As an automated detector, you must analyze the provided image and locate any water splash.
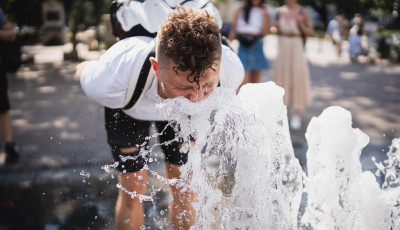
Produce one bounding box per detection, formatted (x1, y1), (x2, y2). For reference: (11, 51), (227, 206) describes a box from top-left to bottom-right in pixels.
(98, 82), (400, 229)
(158, 82), (303, 229)
(301, 106), (397, 230)
(376, 138), (400, 189)
(80, 170), (90, 178)
(374, 138), (400, 229)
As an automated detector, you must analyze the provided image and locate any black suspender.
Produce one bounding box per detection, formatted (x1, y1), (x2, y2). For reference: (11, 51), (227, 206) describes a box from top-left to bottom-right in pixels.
(122, 49), (155, 110)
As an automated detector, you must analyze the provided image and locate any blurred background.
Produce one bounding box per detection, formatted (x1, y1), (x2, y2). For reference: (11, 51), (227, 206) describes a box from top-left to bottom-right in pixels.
(1, 0), (399, 62)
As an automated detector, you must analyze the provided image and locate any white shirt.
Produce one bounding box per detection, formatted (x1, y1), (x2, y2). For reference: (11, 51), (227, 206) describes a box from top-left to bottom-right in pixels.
(236, 7), (265, 35)
(81, 36), (244, 121)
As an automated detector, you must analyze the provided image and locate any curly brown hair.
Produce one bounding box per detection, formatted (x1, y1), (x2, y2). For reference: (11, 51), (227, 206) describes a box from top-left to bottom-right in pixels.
(156, 6), (222, 87)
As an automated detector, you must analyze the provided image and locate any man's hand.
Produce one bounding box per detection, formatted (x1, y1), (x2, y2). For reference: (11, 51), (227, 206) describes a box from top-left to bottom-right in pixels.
(74, 61), (90, 81)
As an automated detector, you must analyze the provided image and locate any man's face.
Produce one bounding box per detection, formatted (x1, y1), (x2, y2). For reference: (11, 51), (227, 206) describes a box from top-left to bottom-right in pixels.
(151, 58), (220, 103)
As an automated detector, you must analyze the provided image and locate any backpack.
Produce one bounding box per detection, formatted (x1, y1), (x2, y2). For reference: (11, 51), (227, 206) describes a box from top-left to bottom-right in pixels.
(110, 0), (222, 40)
(109, 0), (225, 110)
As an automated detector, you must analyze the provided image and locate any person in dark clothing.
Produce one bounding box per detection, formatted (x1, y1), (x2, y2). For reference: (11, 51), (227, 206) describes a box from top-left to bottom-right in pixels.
(0, 8), (19, 164)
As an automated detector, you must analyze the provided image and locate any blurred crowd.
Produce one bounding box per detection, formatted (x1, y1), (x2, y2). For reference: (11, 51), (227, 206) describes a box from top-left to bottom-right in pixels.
(327, 12), (370, 62)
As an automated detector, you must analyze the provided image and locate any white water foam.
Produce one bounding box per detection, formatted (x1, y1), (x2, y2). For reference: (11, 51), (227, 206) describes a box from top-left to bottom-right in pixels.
(158, 82), (303, 229)
(301, 106), (394, 230)
(102, 82), (400, 229)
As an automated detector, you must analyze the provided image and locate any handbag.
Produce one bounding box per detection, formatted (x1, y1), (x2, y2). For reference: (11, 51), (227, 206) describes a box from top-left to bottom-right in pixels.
(0, 39), (22, 73)
(237, 34), (258, 47)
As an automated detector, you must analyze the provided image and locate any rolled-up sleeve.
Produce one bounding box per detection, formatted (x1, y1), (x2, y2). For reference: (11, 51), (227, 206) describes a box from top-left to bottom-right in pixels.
(80, 36), (153, 108)
(80, 59), (126, 108)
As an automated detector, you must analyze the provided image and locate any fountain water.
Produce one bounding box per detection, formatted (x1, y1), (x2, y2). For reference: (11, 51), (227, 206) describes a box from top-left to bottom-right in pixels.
(301, 106), (396, 230)
(105, 82), (400, 229)
(158, 82), (303, 229)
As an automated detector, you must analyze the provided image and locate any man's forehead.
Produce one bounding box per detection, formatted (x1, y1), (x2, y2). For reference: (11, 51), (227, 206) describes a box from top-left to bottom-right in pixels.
(165, 57), (221, 69)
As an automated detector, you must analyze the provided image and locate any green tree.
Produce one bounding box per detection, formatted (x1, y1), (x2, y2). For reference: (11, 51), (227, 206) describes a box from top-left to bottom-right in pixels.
(67, 0), (111, 59)
(360, 0), (395, 17)
(1, 0), (111, 28)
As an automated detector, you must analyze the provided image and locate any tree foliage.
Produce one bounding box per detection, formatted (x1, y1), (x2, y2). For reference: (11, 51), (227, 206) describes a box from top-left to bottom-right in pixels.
(1, 0), (111, 28)
(2, 0), (396, 28)
(360, 0), (396, 17)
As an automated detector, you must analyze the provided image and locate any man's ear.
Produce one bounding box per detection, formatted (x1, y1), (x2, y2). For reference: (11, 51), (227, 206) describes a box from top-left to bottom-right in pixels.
(150, 57), (161, 79)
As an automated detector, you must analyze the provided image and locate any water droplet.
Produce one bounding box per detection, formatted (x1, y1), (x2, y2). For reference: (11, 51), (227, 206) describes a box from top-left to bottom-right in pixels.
(80, 170), (90, 178)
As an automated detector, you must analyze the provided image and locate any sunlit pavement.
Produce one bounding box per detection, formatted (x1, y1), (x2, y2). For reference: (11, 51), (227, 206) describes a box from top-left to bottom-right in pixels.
(0, 36), (399, 229)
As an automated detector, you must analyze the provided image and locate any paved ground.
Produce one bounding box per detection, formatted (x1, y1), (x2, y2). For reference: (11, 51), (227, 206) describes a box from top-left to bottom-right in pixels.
(0, 36), (399, 229)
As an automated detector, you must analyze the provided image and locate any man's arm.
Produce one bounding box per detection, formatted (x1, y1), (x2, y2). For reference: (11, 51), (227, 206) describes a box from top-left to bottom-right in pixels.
(76, 37), (154, 109)
(76, 58), (128, 109)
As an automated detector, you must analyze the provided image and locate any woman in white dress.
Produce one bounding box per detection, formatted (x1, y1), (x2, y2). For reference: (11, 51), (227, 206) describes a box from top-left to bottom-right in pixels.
(273, 0), (314, 130)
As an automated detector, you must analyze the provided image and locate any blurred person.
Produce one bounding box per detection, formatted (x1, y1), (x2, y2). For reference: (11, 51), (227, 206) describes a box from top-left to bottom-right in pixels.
(75, 6), (244, 230)
(349, 13), (363, 37)
(327, 15), (339, 43)
(327, 11), (348, 57)
(273, 0), (314, 130)
(0, 8), (19, 164)
(351, 13), (363, 29)
(228, 0), (269, 86)
(349, 26), (369, 62)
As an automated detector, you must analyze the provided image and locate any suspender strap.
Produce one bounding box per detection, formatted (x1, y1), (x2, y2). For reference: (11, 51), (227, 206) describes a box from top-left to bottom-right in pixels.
(122, 49), (155, 110)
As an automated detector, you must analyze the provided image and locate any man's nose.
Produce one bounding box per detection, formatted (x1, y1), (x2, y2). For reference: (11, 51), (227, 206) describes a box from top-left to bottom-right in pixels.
(189, 86), (207, 102)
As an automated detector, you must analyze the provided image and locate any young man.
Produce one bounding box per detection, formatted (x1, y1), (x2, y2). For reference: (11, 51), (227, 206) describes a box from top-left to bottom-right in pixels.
(75, 7), (244, 230)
